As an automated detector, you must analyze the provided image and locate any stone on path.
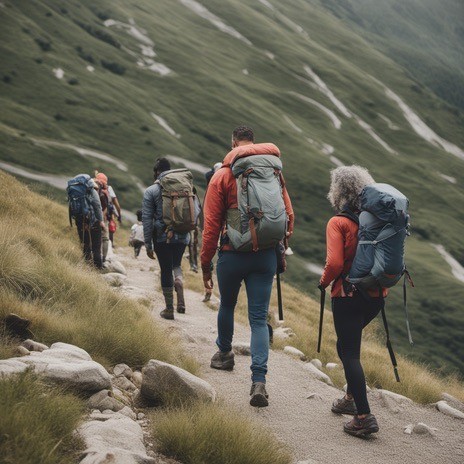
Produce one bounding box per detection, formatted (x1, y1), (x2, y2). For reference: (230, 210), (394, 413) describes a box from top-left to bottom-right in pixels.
(102, 259), (127, 276)
(141, 359), (216, 405)
(413, 422), (437, 436)
(16, 345), (30, 356)
(283, 346), (306, 360)
(113, 363), (133, 378)
(131, 371), (143, 388)
(303, 362), (333, 386)
(326, 362), (339, 370)
(274, 326), (295, 340)
(0, 342), (111, 392)
(112, 375), (137, 392)
(233, 342), (251, 356)
(21, 339), (49, 352)
(78, 412), (155, 463)
(307, 393), (323, 401)
(102, 273), (127, 286)
(374, 389), (412, 414)
(441, 393), (464, 413)
(436, 400), (464, 419)
(87, 390), (124, 412)
(309, 358), (322, 370)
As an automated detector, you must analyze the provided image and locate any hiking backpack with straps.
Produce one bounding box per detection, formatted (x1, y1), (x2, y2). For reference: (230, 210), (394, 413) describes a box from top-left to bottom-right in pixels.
(67, 175), (95, 227)
(156, 168), (197, 237)
(318, 183), (414, 382)
(226, 154), (287, 252)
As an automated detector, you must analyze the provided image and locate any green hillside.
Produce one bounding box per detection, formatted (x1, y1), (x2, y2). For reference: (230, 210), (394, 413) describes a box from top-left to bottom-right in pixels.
(1, 0), (463, 374)
(314, 0), (464, 110)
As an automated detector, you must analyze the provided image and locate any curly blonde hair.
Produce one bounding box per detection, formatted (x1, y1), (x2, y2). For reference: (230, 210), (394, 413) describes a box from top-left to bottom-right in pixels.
(327, 165), (375, 213)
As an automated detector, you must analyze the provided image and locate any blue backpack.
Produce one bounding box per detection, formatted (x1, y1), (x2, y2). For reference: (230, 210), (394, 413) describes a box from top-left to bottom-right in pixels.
(67, 175), (95, 226)
(347, 183), (414, 382)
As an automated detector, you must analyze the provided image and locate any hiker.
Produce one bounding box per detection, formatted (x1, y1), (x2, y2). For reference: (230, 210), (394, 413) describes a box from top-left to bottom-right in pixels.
(67, 174), (105, 269)
(205, 162), (222, 187)
(319, 165), (384, 437)
(94, 172), (122, 255)
(142, 158), (198, 319)
(129, 209), (145, 258)
(201, 125), (294, 407)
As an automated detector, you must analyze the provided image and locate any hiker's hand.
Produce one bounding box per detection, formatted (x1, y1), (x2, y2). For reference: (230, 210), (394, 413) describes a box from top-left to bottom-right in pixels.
(146, 248), (155, 260)
(202, 265), (213, 290)
(100, 221), (106, 231)
(318, 283), (325, 292)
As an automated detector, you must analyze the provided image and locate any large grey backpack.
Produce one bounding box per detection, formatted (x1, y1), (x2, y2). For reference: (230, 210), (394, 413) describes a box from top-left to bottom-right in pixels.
(347, 183), (414, 382)
(226, 154), (287, 252)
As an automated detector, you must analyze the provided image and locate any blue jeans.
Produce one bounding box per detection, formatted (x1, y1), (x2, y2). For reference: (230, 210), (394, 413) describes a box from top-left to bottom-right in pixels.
(216, 249), (276, 383)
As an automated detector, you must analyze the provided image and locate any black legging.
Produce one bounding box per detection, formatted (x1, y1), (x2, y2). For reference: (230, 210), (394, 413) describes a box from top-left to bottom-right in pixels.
(154, 242), (186, 288)
(76, 219), (103, 269)
(332, 293), (384, 415)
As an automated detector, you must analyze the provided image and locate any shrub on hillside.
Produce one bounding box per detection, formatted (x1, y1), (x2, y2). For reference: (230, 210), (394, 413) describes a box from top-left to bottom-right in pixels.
(76, 45), (95, 64)
(34, 38), (51, 52)
(101, 60), (126, 75)
(75, 21), (120, 49)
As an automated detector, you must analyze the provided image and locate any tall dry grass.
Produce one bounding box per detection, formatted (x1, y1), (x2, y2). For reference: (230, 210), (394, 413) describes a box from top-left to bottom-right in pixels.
(186, 257), (464, 404)
(0, 371), (84, 464)
(152, 402), (292, 464)
(0, 171), (196, 372)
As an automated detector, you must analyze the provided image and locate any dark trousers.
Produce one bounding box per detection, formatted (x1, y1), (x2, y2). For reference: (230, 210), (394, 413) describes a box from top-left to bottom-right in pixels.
(216, 249), (276, 383)
(76, 219), (103, 269)
(154, 242), (186, 288)
(332, 293), (383, 415)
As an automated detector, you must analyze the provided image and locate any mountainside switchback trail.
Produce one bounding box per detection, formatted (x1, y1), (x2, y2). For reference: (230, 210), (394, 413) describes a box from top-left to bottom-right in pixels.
(114, 246), (464, 464)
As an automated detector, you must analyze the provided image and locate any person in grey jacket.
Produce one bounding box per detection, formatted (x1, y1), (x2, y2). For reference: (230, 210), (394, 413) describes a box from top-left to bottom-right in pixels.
(74, 174), (105, 269)
(142, 158), (190, 319)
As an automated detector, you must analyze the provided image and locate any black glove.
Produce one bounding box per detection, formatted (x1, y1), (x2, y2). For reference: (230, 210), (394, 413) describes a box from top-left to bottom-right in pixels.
(318, 284), (325, 292)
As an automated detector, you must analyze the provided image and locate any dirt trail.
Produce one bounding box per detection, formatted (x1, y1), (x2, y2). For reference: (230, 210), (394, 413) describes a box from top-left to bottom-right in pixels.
(116, 247), (464, 464)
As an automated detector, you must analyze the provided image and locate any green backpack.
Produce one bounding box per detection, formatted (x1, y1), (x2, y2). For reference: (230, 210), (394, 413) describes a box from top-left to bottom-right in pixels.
(157, 169), (197, 236)
(226, 154), (287, 251)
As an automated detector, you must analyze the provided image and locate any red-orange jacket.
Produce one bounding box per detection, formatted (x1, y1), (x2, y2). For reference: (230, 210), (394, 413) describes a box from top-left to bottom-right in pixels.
(320, 215), (388, 298)
(200, 143), (294, 269)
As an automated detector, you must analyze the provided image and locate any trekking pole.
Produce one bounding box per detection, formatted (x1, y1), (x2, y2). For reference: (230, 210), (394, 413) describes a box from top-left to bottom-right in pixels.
(317, 286), (326, 353)
(276, 273), (284, 321)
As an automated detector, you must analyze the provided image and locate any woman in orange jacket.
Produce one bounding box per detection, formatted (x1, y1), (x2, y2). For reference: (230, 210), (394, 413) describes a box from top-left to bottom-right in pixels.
(320, 165), (385, 437)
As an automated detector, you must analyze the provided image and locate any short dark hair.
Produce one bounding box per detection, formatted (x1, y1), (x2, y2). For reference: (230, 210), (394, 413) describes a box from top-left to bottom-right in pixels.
(153, 157), (171, 175)
(232, 125), (254, 142)
(136, 209), (142, 221)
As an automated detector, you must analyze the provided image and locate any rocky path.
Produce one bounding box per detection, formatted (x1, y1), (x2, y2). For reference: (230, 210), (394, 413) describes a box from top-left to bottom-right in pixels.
(117, 247), (464, 464)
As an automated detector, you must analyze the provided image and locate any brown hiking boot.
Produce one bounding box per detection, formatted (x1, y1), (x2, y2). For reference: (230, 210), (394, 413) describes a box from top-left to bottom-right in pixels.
(331, 397), (358, 415)
(160, 308), (174, 320)
(250, 382), (269, 407)
(210, 350), (235, 371)
(344, 414), (379, 437)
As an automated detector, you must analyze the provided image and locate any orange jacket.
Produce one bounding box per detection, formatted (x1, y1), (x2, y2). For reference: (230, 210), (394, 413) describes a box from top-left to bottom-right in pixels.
(200, 143), (294, 268)
(320, 215), (387, 298)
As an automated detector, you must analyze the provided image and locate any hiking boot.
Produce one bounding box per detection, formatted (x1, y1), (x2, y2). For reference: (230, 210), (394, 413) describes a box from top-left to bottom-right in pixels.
(175, 278), (186, 314)
(343, 414), (379, 437)
(250, 382), (269, 407)
(331, 397), (358, 415)
(160, 308), (174, 320)
(210, 350), (235, 371)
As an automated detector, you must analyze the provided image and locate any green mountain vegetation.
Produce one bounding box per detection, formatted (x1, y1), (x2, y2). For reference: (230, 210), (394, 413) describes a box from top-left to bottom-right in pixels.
(314, 0), (464, 110)
(1, 0), (463, 375)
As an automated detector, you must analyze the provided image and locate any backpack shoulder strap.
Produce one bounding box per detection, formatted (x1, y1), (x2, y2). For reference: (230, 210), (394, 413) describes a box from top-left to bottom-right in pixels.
(336, 209), (359, 225)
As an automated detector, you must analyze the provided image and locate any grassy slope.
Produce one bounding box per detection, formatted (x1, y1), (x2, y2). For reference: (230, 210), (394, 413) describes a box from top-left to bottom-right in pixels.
(0, 0), (463, 374)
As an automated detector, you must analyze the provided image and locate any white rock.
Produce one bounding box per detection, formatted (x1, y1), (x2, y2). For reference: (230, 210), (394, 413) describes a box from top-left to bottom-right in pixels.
(436, 400), (464, 419)
(413, 422), (437, 436)
(112, 375), (137, 392)
(326, 362), (339, 370)
(233, 342), (251, 356)
(88, 390), (124, 412)
(102, 273), (127, 286)
(283, 346), (306, 360)
(2, 342), (111, 391)
(404, 424), (414, 435)
(137, 413), (145, 420)
(131, 371), (143, 388)
(273, 327), (294, 340)
(113, 363), (133, 378)
(309, 358), (322, 370)
(441, 393), (464, 413)
(16, 346), (30, 356)
(303, 362), (333, 386)
(141, 359), (216, 405)
(119, 406), (137, 420)
(0, 359), (29, 376)
(306, 393), (323, 401)
(376, 389), (413, 404)
(103, 260), (127, 275)
(21, 339), (49, 352)
(78, 413), (155, 463)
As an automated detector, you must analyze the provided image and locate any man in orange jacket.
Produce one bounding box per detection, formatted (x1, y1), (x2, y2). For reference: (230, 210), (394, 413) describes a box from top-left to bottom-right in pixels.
(201, 126), (294, 407)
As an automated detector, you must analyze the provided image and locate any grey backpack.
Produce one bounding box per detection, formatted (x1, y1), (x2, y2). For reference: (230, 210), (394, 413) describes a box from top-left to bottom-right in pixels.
(226, 154), (287, 252)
